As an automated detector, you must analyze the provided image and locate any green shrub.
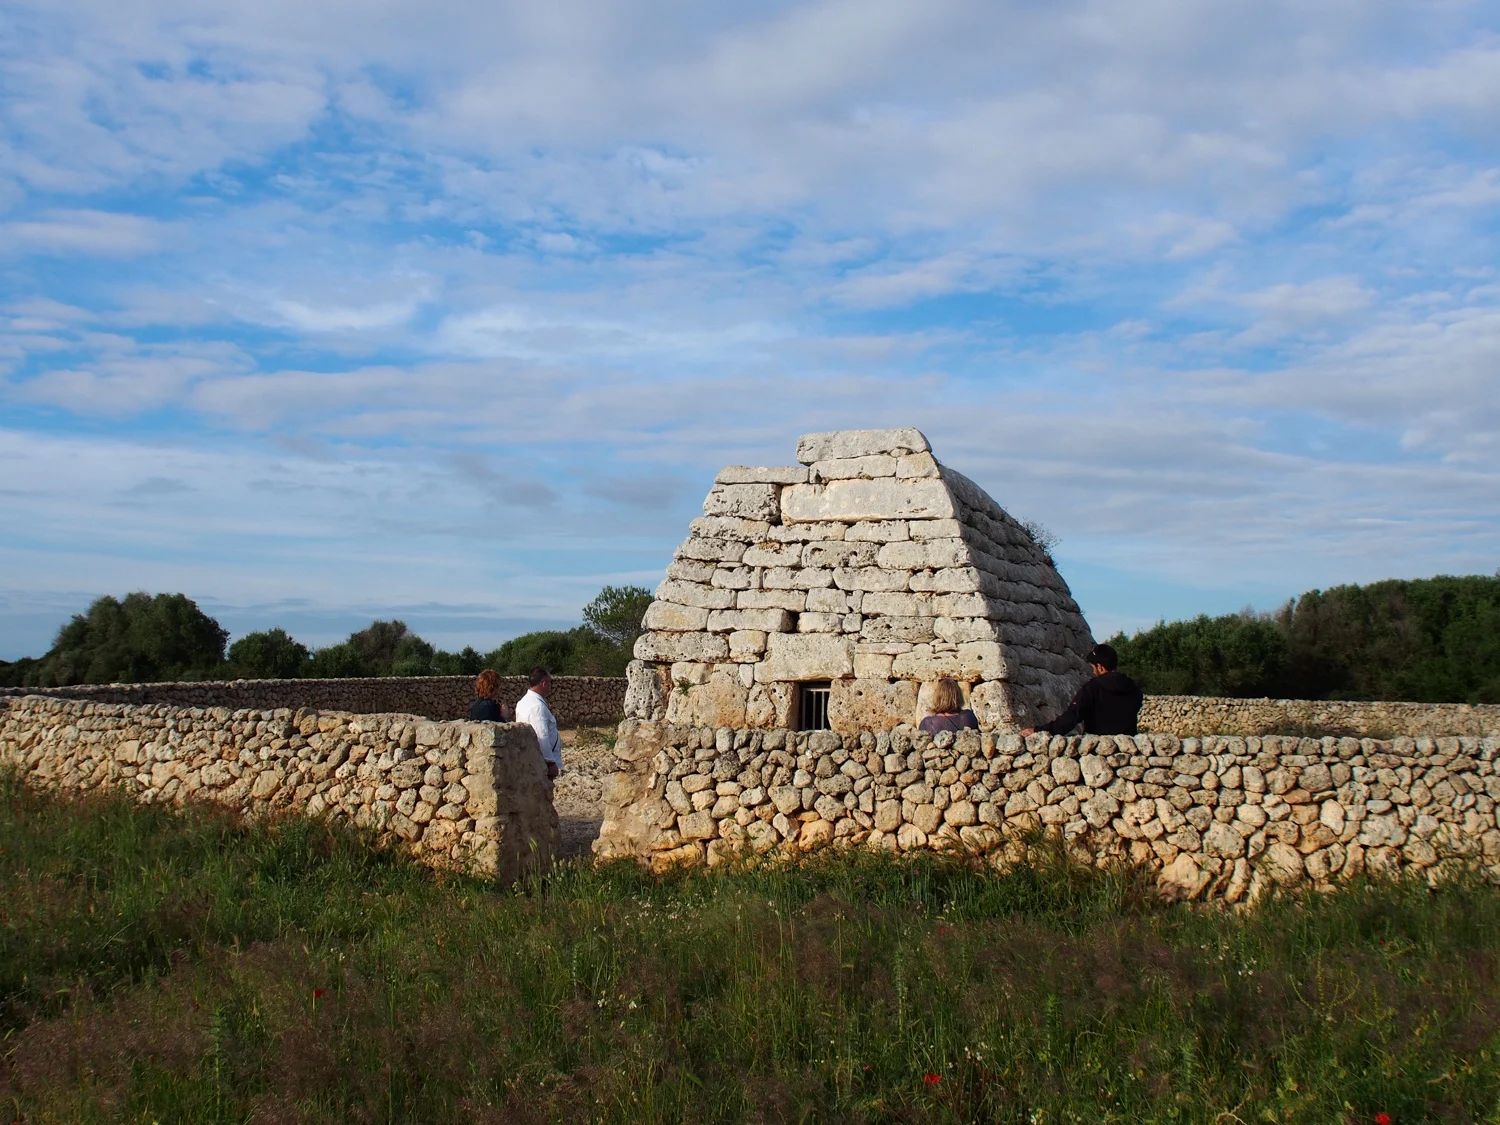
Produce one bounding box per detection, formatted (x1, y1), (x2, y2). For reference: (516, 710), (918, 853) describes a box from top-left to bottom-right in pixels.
(225, 628), (310, 679)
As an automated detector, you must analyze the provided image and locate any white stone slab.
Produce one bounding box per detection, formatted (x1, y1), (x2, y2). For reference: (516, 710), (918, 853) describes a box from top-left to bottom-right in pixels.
(795, 428), (931, 464)
(755, 633), (854, 682)
(781, 478), (955, 523)
(715, 465), (810, 485)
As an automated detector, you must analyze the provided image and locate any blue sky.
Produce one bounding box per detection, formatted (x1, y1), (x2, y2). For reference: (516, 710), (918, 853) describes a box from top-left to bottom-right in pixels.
(2, 0), (1498, 658)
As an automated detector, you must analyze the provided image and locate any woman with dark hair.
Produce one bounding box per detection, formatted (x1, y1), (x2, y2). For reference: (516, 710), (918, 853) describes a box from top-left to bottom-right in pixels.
(918, 678), (978, 734)
(468, 668), (513, 722)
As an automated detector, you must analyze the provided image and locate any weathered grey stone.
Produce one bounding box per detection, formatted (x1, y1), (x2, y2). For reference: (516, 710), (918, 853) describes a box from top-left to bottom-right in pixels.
(796, 428), (931, 463)
(703, 483), (780, 521)
(781, 478), (955, 524)
(643, 602), (710, 632)
(756, 633), (853, 682)
(716, 465), (809, 485)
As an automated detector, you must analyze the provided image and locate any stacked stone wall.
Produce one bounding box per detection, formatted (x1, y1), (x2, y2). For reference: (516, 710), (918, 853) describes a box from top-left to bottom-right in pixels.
(0, 695), (558, 885)
(1141, 695), (1500, 738)
(0, 675), (626, 727)
(597, 719), (1500, 901)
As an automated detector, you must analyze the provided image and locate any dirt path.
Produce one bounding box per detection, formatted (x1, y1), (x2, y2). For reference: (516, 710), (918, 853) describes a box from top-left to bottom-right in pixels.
(553, 725), (616, 858)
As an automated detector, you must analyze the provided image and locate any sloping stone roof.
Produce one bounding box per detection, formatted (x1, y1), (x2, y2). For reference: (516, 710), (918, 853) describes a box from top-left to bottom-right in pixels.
(624, 428), (1095, 732)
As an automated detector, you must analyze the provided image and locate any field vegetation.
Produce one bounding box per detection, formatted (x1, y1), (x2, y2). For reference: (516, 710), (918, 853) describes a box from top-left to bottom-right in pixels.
(2, 776), (1498, 1123)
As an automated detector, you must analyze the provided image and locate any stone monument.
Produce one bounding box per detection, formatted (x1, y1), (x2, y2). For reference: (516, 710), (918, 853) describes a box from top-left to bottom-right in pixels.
(623, 428), (1096, 733)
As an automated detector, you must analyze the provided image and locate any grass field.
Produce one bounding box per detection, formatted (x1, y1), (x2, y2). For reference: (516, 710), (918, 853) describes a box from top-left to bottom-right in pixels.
(2, 775), (1498, 1124)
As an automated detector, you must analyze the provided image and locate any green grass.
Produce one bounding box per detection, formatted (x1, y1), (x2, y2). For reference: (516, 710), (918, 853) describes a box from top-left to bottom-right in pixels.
(2, 776), (1498, 1123)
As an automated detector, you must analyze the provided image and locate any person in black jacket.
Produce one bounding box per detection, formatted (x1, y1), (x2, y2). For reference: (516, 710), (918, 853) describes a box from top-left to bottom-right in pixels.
(468, 669), (513, 722)
(1020, 643), (1143, 737)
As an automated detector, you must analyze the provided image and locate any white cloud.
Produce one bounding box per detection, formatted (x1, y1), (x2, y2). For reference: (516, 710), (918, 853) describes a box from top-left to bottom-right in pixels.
(0, 209), (163, 254)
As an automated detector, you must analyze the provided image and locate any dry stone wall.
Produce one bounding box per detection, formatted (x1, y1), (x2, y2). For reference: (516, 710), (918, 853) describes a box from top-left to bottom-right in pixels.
(0, 695), (559, 885)
(1141, 696), (1500, 738)
(597, 719), (1500, 900)
(627, 427), (1095, 734)
(0, 675), (626, 728)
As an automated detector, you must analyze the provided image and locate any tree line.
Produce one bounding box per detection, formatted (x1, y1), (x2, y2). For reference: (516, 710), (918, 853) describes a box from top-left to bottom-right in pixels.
(4, 574), (1497, 702)
(1107, 574), (1500, 704)
(0, 586), (653, 688)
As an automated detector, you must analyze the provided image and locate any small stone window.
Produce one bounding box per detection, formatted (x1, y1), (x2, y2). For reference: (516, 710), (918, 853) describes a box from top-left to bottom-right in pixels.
(798, 681), (831, 731)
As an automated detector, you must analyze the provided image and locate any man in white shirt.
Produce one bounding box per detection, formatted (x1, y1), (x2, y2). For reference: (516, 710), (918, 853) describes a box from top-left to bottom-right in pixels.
(514, 666), (563, 780)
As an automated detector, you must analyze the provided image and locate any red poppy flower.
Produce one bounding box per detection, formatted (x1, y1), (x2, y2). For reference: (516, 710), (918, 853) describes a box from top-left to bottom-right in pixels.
(923, 1073), (941, 1085)
(313, 988), (325, 999)
(1375, 1115), (1391, 1125)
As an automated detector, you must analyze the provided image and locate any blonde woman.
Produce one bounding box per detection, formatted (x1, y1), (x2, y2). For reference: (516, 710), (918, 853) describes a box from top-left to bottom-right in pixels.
(918, 678), (978, 734)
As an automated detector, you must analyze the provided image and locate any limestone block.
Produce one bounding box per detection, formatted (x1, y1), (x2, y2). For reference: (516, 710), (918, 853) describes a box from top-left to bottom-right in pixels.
(762, 567), (835, 590)
(897, 823), (928, 850)
(729, 631), (768, 661)
(876, 539), (967, 570)
(746, 682), (796, 728)
(756, 633), (854, 682)
(635, 632), (730, 663)
(944, 800), (978, 826)
(909, 568), (988, 594)
(679, 811), (717, 841)
(891, 650), (962, 679)
(716, 465), (809, 485)
(743, 542), (804, 568)
(710, 567), (757, 590)
(643, 602), (710, 632)
(1262, 842), (1305, 885)
(805, 588), (851, 613)
(781, 478), (955, 524)
(1157, 854), (1210, 902)
(796, 428), (930, 464)
(768, 521), (845, 542)
(738, 589), (806, 611)
(846, 520), (910, 542)
(853, 652), (895, 679)
(934, 617), (1002, 643)
(859, 616), (936, 644)
(655, 579), (736, 610)
(798, 818), (835, 850)
(706, 608), (795, 633)
(666, 559), (716, 583)
(665, 675), (748, 729)
(931, 593), (990, 617)
(676, 537), (748, 563)
(909, 519), (966, 540)
(812, 455), (897, 479)
(828, 678), (917, 734)
(955, 642), (1009, 679)
(861, 591), (933, 618)
(803, 541), (879, 569)
(703, 484), (780, 521)
(798, 612), (843, 633)
(690, 516), (772, 541)
(834, 567), (910, 592)
(896, 452), (940, 479)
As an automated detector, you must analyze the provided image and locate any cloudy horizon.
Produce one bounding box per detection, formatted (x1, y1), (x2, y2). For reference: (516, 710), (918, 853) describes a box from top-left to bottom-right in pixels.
(2, 0), (1498, 659)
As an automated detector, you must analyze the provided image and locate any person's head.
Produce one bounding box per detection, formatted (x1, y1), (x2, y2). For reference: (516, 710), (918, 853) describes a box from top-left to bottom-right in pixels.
(529, 666), (552, 695)
(930, 678), (965, 714)
(1086, 643), (1118, 676)
(474, 668), (501, 700)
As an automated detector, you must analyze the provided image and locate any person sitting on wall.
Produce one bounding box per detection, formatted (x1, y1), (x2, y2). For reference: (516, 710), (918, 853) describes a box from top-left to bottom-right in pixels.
(918, 678), (979, 735)
(467, 668), (513, 723)
(1020, 643), (1143, 738)
(515, 665), (564, 780)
